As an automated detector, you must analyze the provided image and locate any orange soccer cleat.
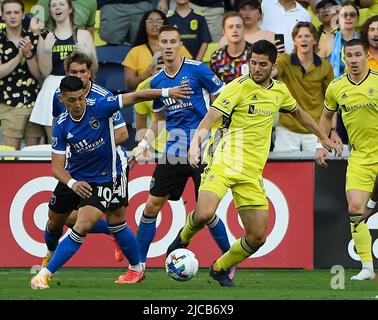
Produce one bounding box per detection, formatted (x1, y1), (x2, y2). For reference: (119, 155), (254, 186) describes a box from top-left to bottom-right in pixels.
(41, 253), (52, 268)
(115, 268), (145, 284)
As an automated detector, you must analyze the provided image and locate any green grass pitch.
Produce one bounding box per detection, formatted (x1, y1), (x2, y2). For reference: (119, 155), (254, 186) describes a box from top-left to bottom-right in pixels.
(0, 268), (377, 300)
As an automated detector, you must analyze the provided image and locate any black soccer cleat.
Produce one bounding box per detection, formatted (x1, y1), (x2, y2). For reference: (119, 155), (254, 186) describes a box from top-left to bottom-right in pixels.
(209, 265), (236, 287)
(166, 228), (187, 257)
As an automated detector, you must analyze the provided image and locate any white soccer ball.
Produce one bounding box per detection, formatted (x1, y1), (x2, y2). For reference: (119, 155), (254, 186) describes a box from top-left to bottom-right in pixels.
(165, 248), (199, 281)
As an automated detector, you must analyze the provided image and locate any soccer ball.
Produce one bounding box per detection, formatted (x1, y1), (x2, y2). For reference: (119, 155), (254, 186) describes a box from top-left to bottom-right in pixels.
(165, 248), (199, 281)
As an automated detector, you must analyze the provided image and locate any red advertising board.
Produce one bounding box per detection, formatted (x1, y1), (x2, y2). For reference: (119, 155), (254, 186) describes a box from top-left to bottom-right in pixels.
(0, 161), (314, 269)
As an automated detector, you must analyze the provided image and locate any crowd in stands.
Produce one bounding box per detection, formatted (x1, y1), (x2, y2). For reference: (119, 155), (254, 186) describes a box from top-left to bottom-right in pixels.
(0, 0), (377, 153)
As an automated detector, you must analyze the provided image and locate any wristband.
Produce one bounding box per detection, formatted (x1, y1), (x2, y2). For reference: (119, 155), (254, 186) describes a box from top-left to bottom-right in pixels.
(67, 178), (77, 189)
(162, 88), (170, 98)
(367, 199), (377, 209)
(138, 139), (148, 151)
(316, 142), (325, 150)
(25, 54), (34, 60)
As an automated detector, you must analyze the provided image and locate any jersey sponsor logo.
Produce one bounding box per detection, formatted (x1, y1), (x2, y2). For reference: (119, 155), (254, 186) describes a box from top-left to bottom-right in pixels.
(113, 111), (122, 121)
(52, 136), (58, 147)
(150, 177), (155, 189)
(248, 104), (255, 114)
(190, 19), (198, 31)
(340, 103), (376, 112)
(89, 118), (100, 130)
(212, 75), (222, 86)
(50, 194), (56, 205)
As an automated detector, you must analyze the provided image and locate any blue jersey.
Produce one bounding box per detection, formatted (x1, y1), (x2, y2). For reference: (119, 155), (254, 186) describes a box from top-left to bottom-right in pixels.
(52, 95), (125, 184)
(167, 10), (212, 58)
(151, 58), (224, 157)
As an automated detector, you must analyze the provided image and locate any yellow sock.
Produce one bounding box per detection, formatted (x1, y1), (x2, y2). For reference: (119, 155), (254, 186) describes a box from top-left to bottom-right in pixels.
(180, 210), (206, 244)
(214, 237), (256, 271)
(350, 215), (372, 262)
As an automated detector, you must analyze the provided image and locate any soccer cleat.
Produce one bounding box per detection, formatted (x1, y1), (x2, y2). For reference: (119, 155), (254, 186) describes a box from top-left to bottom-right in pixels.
(30, 273), (51, 289)
(166, 228), (187, 257)
(209, 264), (236, 287)
(115, 269), (145, 284)
(228, 265), (237, 280)
(113, 238), (124, 263)
(350, 268), (376, 281)
(41, 253), (52, 268)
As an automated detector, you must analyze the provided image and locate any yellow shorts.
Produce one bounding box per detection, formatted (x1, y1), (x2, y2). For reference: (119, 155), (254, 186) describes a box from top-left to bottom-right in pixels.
(346, 161), (378, 193)
(199, 165), (269, 210)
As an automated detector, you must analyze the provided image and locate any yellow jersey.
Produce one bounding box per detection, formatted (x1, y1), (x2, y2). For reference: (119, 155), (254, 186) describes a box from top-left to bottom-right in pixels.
(211, 75), (297, 177)
(324, 69), (378, 165)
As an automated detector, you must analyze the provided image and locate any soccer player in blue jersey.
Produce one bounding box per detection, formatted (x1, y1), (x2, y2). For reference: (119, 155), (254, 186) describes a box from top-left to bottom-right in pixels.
(131, 25), (234, 278)
(40, 52), (128, 270)
(30, 75), (192, 289)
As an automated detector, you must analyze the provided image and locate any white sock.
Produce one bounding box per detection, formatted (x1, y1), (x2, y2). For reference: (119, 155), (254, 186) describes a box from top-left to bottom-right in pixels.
(129, 263), (144, 272)
(40, 267), (53, 277)
(362, 261), (374, 272)
(47, 250), (55, 257)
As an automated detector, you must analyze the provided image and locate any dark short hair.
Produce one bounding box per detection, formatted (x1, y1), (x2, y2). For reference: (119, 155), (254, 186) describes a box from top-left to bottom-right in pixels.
(344, 38), (368, 54)
(360, 15), (378, 47)
(64, 51), (93, 73)
(237, 0), (262, 14)
(251, 40), (278, 64)
(315, 0), (337, 11)
(60, 76), (84, 93)
(1, 0), (25, 13)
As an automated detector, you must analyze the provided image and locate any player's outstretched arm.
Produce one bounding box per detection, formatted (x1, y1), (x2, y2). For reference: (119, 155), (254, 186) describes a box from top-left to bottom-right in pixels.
(293, 106), (342, 160)
(51, 153), (92, 199)
(121, 86), (193, 107)
(188, 108), (222, 168)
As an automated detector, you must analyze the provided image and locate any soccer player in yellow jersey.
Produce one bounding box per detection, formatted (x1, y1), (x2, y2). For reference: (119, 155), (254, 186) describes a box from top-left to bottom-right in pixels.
(316, 39), (378, 281)
(166, 39), (340, 287)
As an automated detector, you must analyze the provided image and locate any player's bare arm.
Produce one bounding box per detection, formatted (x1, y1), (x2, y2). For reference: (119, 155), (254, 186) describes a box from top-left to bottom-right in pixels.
(51, 152), (92, 199)
(292, 106), (342, 159)
(315, 108), (340, 167)
(121, 86), (193, 106)
(114, 126), (129, 145)
(188, 108), (223, 168)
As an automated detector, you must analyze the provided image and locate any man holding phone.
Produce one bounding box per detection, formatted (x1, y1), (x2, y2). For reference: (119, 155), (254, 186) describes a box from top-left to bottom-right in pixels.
(260, 0), (312, 53)
(273, 21), (334, 152)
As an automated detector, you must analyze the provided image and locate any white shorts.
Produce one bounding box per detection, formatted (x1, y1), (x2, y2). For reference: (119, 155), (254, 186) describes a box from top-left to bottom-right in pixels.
(273, 126), (317, 152)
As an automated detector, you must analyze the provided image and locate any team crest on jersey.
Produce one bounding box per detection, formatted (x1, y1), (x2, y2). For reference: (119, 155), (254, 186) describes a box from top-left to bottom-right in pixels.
(212, 75), (221, 86)
(368, 87), (375, 97)
(221, 98), (230, 107)
(52, 136), (58, 147)
(181, 76), (190, 88)
(190, 19), (198, 31)
(89, 118), (100, 129)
